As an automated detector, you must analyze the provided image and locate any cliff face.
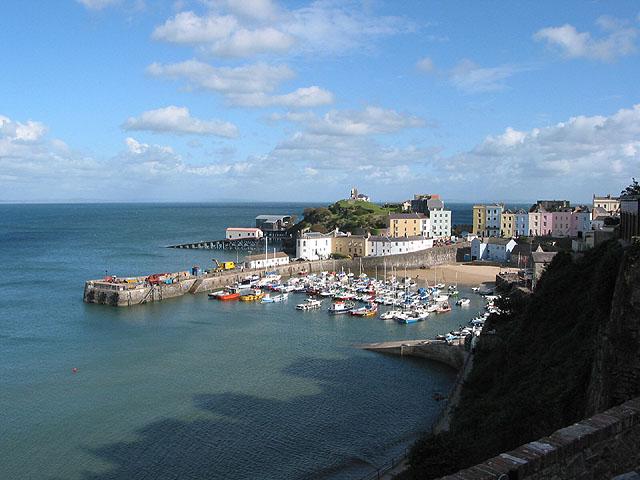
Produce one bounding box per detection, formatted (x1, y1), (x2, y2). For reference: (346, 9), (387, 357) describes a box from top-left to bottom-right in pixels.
(588, 243), (640, 414)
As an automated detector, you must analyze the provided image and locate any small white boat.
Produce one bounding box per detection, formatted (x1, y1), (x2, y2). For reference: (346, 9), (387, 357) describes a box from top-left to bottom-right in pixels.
(456, 298), (470, 306)
(380, 310), (399, 320)
(296, 298), (322, 311)
(328, 301), (354, 315)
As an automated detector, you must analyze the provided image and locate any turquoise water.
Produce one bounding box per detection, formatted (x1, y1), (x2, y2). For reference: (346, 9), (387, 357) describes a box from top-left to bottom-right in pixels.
(0, 203), (483, 480)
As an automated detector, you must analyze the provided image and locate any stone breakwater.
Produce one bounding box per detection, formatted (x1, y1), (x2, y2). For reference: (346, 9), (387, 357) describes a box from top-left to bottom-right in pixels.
(83, 244), (467, 307)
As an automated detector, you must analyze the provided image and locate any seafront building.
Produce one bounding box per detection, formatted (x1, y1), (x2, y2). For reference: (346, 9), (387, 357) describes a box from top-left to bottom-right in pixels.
(531, 247), (557, 289)
(368, 235), (433, 256)
(296, 231), (333, 260)
(255, 215), (293, 239)
(514, 209), (529, 237)
(470, 237), (517, 262)
(244, 252), (290, 270)
(500, 210), (515, 238)
(387, 213), (430, 238)
(226, 227), (264, 240)
(472, 205), (486, 237)
(333, 233), (369, 257)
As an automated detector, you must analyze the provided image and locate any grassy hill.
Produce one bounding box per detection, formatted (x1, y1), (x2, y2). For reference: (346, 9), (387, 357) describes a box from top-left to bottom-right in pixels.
(289, 200), (403, 235)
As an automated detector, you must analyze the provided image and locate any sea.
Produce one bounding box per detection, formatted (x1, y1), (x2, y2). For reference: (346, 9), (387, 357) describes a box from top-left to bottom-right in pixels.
(1, 202), (482, 480)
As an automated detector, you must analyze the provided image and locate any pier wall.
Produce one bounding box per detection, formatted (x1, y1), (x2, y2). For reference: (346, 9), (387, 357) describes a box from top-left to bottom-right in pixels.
(438, 396), (640, 480)
(361, 340), (466, 370)
(84, 244), (467, 307)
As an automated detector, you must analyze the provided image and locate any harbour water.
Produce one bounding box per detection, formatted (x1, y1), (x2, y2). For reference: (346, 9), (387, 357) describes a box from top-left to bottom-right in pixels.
(1, 203), (484, 480)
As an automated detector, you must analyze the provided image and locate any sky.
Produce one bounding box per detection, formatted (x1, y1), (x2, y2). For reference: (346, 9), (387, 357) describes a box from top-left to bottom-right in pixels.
(0, 0), (639, 203)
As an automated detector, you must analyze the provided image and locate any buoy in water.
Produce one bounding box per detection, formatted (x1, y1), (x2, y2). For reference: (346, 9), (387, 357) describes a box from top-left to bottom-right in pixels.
(72, 367), (78, 374)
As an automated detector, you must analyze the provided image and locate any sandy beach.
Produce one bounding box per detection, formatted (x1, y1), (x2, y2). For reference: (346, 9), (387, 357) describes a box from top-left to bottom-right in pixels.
(405, 263), (519, 287)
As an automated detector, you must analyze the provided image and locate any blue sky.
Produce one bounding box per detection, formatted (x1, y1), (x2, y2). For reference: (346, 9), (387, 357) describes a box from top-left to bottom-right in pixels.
(1, 0), (639, 203)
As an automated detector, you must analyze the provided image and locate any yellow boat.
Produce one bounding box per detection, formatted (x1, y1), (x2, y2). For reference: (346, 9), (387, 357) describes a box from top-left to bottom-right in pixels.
(239, 289), (264, 302)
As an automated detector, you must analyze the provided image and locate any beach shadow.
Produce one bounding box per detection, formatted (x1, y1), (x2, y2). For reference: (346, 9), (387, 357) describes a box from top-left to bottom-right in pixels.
(73, 355), (453, 480)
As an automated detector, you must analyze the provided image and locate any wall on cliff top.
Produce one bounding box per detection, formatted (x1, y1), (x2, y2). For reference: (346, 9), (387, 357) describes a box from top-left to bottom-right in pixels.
(588, 243), (640, 415)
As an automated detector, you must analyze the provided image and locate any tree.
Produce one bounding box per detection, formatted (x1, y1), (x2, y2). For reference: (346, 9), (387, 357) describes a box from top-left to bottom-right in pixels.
(621, 178), (640, 196)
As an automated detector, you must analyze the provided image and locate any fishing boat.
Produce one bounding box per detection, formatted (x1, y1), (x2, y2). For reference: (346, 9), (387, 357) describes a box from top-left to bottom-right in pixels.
(456, 298), (471, 306)
(328, 301), (354, 315)
(380, 310), (400, 320)
(296, 298), (322, 310)
(211, 287), (240, 301)
(436, 302), (452, 313)
(239, 288), (264, 302)
(351, 303), (377, 317)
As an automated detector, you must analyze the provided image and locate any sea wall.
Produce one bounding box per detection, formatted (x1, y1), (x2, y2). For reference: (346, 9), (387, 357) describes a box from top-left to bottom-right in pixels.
(84, 244), (467, 306)
(437, 396), (640, 480)
(361, 340), (466, 370)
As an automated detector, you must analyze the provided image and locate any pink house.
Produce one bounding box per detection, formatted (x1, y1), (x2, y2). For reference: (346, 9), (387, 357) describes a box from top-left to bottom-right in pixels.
(552, 210), (572, 237)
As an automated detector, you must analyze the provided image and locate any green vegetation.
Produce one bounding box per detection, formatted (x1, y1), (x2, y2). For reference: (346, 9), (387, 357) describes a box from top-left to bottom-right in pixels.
(621, 177), (640, 196)
(289, 199), (403, 234)
(402, 239), (626, 479)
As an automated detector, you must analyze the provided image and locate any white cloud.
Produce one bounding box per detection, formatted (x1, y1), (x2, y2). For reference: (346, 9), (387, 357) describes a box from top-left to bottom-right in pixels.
(228, 86), (334, 108)
(449, 59), (523, 93)
(534, 16), (638, 61)
(0, 116), (47, 142)
(76, 0), (121, 10)
(147, 60), (293, 94)
(416, 57), (435, 73)
(275, 106), (426, 135)
(152, 1), (413, 58)
(447, 104), (640, 196)
(123, 106), (238, 137)
(148, 60), (334, 107)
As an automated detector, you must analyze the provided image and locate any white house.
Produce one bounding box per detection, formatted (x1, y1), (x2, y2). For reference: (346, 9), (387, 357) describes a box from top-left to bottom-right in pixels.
(296, 232), (333, 260)
(429, 208), (452, 238)
(369, 235), (433, 256)
(226, 227), (264, 240)
(471, 237), (517, 262)
(484, 204), (503, 237)
(244, 252), (290, 270)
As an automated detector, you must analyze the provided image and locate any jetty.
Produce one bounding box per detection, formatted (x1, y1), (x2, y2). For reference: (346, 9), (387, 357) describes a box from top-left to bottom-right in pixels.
(167, 238), (267, 250)
(358, 339), (467, 370)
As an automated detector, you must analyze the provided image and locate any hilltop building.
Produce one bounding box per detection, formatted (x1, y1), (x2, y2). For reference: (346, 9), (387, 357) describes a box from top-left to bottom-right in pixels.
(593, 194), (620, 215)
(349, 187), (370, 202)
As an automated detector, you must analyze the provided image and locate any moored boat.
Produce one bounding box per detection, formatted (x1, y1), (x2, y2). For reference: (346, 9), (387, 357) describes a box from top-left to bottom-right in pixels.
(328, 301), (354, 314)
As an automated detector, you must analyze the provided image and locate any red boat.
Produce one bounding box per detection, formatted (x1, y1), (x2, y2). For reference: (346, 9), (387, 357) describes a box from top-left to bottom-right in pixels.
(210, 288), (240, 301)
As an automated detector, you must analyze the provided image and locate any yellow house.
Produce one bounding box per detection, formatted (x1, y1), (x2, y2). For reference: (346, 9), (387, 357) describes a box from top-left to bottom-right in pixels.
(387, 213), (428, 237)
(501, 211), (515, 238)
(472, 205), (486, 235)
(332, 234), (369, 257)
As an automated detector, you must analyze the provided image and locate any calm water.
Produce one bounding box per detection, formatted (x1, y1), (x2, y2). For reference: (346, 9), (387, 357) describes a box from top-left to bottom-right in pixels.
(0, 203), (483, 480)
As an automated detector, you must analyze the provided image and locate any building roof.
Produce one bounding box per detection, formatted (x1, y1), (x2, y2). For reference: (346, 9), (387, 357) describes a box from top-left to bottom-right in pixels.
(226, 227), (262, 232)
(593, 194), (619, 201)
(474, 237), (515, 245)
(531, 251), (557, 264)
(369, 235), (427, 242)
(244, 252), (289, 262)
(300, 231), (332, 238)
(388, 213), (427, 220)
(255, 215), (291, 221)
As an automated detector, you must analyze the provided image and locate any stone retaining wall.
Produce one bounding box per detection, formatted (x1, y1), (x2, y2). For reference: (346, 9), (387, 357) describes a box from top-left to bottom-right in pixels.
(439, 396), (640, 480)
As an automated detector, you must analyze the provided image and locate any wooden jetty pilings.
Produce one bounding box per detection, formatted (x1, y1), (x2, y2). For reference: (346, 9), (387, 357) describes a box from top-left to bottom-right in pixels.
(167, 238), (267, 250)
